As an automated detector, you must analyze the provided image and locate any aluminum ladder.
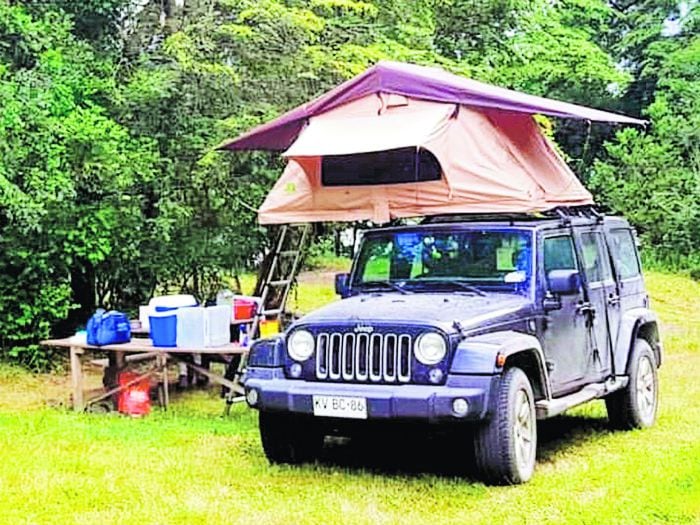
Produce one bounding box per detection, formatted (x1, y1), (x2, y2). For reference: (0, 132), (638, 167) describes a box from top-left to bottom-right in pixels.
(226, 223), (312, 405)
(250, 223), (313, 338)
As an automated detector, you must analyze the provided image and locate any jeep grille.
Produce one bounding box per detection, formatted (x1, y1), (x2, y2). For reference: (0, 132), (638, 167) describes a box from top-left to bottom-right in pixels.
(315, 332), (412, 383)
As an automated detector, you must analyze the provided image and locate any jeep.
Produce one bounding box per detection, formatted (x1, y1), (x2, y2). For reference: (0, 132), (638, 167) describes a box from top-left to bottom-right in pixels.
(243, 209), (661, 484)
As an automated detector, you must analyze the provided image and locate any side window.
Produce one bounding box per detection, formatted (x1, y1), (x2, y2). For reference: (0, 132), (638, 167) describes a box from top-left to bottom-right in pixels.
(580, 232), (613, 283)
(543, 235), (577, 273)
(610, 229), (641, 279)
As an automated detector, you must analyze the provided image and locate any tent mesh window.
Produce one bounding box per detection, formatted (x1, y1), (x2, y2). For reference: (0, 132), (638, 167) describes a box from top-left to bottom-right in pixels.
(321, 147), (442, 186)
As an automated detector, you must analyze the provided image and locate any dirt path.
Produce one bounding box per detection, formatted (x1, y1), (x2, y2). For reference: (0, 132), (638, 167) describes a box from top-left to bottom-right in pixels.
(296, 269), (337, 286)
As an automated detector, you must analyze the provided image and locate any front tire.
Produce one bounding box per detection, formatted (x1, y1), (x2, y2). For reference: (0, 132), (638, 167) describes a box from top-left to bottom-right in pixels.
(473, 367), (537, 485)
(606, 338), (658, 429)
(259, 411), (324, 465)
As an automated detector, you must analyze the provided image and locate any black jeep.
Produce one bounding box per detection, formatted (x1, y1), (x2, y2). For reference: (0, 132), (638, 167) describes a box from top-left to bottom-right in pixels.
(244, 209), (661, 484)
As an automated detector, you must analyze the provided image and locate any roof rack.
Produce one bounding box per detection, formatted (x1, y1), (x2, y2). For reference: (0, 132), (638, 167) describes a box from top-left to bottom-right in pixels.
(422, 205), (603, 225)
(550, 205), (603, 224)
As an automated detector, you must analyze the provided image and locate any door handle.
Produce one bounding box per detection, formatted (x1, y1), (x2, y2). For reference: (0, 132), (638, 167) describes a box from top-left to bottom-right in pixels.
(577, 301), (594, 315)
(607, 294), (620, 306)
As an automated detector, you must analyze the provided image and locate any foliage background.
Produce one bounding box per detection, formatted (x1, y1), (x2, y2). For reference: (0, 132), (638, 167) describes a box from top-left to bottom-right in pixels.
(0, 0), (698, 367)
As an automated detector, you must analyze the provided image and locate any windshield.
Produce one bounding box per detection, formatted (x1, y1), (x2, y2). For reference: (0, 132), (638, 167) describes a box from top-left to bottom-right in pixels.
(352, 228), (533, 295)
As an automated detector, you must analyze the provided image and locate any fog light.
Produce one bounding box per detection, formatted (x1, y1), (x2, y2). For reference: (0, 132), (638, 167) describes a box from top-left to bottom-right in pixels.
(428, 368), (444, 384)
(289, 363), (302, 378)
(452, 398), (469, 417)
(246, 388), (259, 407)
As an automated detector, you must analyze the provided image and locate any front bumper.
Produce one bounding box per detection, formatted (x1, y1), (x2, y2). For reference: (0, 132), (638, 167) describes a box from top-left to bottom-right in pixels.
(244, 367), (496, 422)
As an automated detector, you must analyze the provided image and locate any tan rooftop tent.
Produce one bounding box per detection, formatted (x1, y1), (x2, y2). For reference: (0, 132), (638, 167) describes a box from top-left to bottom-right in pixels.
(219, 62), (644, 224)
(258, 95), (592, 224)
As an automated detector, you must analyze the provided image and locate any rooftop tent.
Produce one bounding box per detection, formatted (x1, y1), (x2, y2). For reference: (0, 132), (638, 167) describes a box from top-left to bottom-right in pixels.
(256, 95), (593, 223)
(217, 61), (644, 224)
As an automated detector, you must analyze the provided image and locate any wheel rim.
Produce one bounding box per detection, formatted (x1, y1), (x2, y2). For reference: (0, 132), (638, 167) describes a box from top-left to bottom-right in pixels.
(513, 389), (535, 474)
(636, 355), (656, 423)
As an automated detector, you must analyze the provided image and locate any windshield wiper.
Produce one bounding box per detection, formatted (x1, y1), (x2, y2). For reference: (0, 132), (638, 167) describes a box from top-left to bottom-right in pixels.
(448, 281), (487, 296)
(360, 280), (412, 295)
(414, 278), (487, 296)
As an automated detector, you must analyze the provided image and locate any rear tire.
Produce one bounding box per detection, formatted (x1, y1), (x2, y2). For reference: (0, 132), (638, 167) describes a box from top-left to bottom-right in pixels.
(606, 338), (658, 430)
(259, 411), (324, 464)
(473, 367), (537, 485)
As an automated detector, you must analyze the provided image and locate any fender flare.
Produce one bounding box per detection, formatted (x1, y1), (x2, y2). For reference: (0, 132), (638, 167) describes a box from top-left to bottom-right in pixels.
(450, 331), (551, 399)
(615, 308), (662, 372)
(247, 336), (285, 368)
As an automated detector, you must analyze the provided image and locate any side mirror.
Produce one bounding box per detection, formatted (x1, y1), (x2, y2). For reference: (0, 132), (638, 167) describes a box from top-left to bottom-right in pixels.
(335, 273), (350, 297)
(547, 269), (580, 295)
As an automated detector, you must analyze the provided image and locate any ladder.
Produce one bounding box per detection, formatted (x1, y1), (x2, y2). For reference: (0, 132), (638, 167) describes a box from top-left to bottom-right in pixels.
(226, 224), (312, 402)
(251, 223), (312, 337)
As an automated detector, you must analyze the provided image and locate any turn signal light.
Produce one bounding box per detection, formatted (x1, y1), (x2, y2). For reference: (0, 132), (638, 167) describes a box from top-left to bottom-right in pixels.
(245, 388), (259, 407)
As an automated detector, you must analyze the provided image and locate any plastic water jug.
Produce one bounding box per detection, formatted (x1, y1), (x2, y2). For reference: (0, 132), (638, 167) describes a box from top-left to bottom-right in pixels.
(176, 307), (207, 348)
(216, 289), (234, 307)
(139, 305), (151, 332)
(216, 289), (236, 323)
(206, 305), (230, 347)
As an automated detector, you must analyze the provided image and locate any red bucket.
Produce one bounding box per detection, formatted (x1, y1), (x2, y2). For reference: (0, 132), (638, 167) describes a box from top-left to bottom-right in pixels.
(117, 371), (151, 417)
(234, 299), (257, 320)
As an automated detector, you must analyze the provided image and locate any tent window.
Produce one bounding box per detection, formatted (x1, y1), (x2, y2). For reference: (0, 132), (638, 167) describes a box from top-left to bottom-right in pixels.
(321, 147), (442, 186)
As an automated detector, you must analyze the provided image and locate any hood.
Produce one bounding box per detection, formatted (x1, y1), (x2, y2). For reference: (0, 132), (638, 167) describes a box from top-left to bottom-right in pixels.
(297, 292), (533, 333)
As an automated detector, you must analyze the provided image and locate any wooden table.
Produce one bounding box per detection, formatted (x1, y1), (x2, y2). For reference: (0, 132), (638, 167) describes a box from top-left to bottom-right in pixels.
(42, 338), (247, 413)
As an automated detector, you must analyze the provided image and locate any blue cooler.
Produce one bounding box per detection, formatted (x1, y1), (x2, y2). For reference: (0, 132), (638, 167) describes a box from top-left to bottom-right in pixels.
(149, 309), (178, 347)
(147, 295), (198, 347)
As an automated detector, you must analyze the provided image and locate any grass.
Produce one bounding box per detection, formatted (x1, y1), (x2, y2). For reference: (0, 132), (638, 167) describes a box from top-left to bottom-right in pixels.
(235, 256), (352, 315)
(0, 270), (699, 524)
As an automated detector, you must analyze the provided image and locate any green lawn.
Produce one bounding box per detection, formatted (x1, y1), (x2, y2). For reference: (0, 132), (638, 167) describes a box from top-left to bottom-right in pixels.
(0, 271), (699, 524)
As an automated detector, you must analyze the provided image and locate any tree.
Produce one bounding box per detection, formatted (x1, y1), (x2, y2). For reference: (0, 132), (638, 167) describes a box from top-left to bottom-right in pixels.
(591, 36), (700, 267)
(0, 3), (160, 366)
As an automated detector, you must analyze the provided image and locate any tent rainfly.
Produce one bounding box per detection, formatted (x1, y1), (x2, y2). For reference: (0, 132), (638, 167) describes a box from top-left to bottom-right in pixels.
(218, 61), (645, 224)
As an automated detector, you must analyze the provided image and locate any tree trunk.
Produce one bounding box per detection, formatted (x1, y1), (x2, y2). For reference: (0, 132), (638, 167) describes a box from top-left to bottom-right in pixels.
(54, 261), (96, 337)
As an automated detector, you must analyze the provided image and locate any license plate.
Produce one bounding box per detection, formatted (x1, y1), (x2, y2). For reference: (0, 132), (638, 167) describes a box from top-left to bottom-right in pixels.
(312, 395), (367, 419)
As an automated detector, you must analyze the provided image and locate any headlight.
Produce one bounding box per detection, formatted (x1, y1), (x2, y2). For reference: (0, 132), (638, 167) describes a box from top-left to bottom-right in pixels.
(288, 329), (315, 361)
(415, 332), (447, 365)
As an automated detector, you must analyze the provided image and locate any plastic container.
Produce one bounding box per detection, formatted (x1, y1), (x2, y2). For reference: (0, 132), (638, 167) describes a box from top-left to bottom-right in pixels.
(216, 289), (236, 323)
(259, 318), (280, 338)
(117, 371), (151, 417)
(176, 307), (207, 348)
(206, 305), (230, 347)
(239, 324), (250, 347)
(234, 298), (257, 321)
(216, 289), (235, 307)
(139, 305), (151, 331)
(149, 310), (177, 347)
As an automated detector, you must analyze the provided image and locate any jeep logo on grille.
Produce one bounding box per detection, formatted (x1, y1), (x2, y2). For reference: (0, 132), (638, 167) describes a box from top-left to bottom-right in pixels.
(353, 324), (374, 334)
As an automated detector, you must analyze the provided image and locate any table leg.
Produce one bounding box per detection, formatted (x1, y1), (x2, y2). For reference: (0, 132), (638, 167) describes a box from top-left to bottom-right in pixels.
(105, 350), (126, 393)
(160, 354), (169, 410)
(69, 346), (85, 412)
(114, 350), (126, 370)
